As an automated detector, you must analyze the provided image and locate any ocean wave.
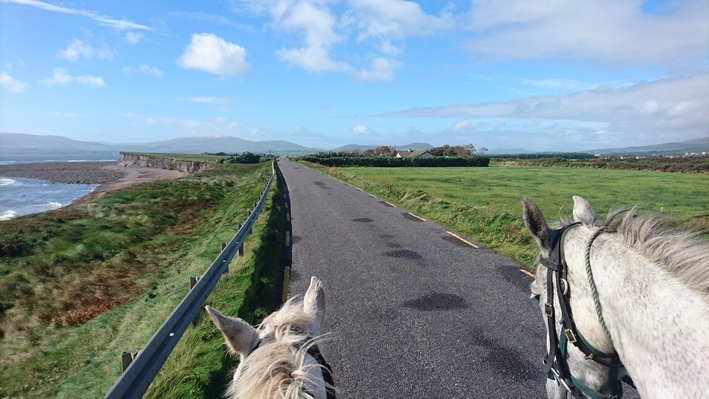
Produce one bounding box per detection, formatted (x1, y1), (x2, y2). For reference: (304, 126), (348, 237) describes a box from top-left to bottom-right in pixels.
(0, 177), (16, 186)
(0, 210), (17, 221)
(47, 201), (64, 210)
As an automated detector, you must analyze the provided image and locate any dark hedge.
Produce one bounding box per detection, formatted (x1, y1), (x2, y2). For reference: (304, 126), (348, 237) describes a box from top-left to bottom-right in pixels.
(298, 155), (490, 167)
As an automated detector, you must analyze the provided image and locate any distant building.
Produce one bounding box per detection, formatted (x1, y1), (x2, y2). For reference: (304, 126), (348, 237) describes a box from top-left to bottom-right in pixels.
(396, 150), (434, 159)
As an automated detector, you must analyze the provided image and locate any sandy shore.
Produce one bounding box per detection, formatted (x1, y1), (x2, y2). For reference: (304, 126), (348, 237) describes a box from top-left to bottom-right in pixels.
(0, 161), (187, 204)
(74, 164), (186, 203)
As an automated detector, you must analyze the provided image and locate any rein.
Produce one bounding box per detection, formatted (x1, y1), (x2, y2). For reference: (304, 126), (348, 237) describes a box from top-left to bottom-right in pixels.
(541, 223), (624, 399)
(251, 333), (336, 399)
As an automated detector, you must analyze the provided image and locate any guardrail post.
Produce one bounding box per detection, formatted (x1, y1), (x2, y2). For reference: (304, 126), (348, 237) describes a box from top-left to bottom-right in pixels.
(221, 242), (227, 252)
(239, 242), (244, 256)
(121, 352), (137, 372)
(189, 276), (200, 289)
(189, 276), (202, 326)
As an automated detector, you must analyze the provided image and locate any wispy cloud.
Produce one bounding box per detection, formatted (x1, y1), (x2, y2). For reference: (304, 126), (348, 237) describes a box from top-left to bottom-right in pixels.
(57, 39), (113, 61)
(118, 112), (140, 118)
(2, 0), (151, 31)
(125, 32), (143, 44)
(177, 33), (255, 77)
(184, 96), (231, 104)
(0, 71), (28, 92)
(463, 0), (709, 67)
(122, 64), (163, 77)
(169, 11), (255, 31)
(384, 73), (709, 145)
(39, 68), (105, 87)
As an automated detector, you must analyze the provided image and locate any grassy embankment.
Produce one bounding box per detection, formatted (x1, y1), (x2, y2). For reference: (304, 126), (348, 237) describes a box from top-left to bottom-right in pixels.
(0, 161), (286, 398)
(304, 162), (709, 269)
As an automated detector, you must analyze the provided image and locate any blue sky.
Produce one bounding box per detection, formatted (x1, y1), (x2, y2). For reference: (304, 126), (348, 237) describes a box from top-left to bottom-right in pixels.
(0, 0), (707, 151)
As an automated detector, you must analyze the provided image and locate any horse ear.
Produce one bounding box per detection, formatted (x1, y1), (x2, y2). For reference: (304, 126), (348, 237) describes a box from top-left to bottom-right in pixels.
(205, 306), (259, 357)
(572, 196), (597, 224)
(520, 197), (551, 250)
(303, 276), (326, 336)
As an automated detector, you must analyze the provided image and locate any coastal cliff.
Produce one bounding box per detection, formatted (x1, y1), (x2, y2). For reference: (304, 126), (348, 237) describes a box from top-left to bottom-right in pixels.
(118, 152), (209, 174)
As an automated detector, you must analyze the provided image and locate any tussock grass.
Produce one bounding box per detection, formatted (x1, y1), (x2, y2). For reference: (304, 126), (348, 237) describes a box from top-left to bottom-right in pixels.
(0, 162), (281, 398)
(308, 163), (709, 269)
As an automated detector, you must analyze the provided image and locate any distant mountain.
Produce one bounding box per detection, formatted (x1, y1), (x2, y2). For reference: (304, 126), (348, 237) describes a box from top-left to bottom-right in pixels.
(0, 133), (323, 155)
(587, 136), (709, 155)
(329, 142), (432, 152)
(0, 133), (116, 153)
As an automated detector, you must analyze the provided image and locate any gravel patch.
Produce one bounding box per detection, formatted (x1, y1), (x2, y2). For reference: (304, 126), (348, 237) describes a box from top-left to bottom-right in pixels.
(0, 162), (127, 184)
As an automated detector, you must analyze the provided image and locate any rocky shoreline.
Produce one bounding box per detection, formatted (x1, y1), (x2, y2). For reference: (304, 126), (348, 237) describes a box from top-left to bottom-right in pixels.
(0, 161), (127, 184)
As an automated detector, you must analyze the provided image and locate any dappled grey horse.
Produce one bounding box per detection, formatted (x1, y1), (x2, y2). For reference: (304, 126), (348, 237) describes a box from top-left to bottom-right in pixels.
(522, 196), (709, 398)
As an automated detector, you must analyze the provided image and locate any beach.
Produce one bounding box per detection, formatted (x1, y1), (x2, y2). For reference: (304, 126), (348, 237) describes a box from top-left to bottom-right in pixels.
(0, 162), (187, 219)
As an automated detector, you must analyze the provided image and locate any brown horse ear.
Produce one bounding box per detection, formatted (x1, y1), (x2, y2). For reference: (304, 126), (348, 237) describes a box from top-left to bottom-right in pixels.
(520, 197), (550, 251)
(303, 276), (326, 336)
(205, 306), (259, 358)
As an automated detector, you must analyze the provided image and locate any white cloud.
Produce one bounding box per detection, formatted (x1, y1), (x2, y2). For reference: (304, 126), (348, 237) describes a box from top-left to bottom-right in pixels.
(274, 1), (350, 74)
(230, 0), (449, 81)
(496, 118), (506, 128)
(58, 39), (113, 61)
(383, 73), (709, 144)
(125, 32), (143, 44)
(177, 33), (255, 76)
(452, 119), (472, 132)
(4, 0), (151, 31)
(343, 0), (454, 55)
(122, 64), (163, 77)
(39, 68), (105, 87)
(352, 123), (373, 135)
(464, 0), (709, 67)
(0, 71), (28, 92)
(75, 75), (105, 87)
(355, 57), (401, 82)
(184, 96), (230, 104)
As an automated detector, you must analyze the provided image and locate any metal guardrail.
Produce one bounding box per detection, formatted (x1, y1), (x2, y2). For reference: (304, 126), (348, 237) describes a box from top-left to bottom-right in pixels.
(104, 163), (275, 399)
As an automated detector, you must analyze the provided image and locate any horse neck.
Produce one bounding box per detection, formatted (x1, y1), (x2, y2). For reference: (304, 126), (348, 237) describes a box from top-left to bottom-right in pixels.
(564, 228), (709, 398)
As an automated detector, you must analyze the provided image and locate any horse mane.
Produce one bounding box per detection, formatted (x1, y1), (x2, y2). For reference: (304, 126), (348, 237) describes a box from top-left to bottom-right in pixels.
(571, 206), (709, 302)
(226, 296), (331, 399)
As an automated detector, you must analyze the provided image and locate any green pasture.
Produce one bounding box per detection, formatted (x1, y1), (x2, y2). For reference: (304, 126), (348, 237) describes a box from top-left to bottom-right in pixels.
(0, 161), (284, 398)
(310, 164), (709, 268)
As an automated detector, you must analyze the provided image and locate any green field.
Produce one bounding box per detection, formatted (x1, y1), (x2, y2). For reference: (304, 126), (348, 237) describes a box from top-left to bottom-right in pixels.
(309, 163), (709, 267)
(0, 161), (284, 398)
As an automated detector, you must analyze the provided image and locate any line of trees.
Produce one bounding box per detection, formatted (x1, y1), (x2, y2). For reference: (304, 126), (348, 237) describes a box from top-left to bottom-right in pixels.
(318, 144), (487, 158)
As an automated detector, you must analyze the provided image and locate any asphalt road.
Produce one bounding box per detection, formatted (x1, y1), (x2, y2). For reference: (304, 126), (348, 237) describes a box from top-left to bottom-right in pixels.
(279, 158), (550, 398)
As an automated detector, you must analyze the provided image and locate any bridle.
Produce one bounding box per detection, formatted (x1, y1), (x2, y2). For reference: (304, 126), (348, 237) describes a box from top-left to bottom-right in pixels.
(250, 332), (336, 399)
(540, 223), (624, 399)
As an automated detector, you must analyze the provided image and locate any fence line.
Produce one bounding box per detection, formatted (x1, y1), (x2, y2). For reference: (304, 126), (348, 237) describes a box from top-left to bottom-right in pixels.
(104, 163), (275, 399)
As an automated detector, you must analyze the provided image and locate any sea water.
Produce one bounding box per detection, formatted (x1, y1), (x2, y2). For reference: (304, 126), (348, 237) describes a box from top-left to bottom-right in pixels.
(0, 177), (97, 221)
(0, 153), (118, 221)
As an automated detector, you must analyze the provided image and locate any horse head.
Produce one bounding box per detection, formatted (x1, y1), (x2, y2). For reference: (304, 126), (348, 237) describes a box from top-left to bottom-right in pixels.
(522, 196), (624, 399)
(206, 276), (334, 399)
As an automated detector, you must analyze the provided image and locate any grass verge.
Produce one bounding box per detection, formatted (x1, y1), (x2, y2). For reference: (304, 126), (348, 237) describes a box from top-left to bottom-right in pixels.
(303, 162), (709, 269)
(0, 161), (281, 398)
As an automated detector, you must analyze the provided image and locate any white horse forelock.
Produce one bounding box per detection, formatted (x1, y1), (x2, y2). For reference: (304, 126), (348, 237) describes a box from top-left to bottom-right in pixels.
(226, 296), (332, 399)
